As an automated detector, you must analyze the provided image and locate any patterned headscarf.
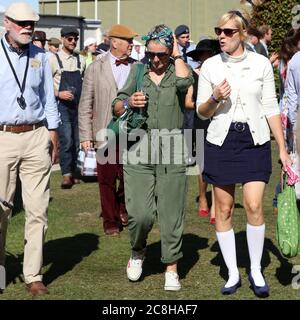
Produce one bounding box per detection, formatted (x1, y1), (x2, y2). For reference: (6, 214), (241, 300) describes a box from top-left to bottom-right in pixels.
(142, 24), (174, 49)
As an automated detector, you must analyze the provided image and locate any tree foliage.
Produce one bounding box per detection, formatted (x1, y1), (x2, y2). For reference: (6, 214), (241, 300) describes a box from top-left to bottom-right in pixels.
(251, 0), (300, 52)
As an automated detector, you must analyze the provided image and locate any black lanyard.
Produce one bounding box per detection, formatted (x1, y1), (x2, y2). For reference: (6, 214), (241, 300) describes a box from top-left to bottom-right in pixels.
(1, 39), (29, 110)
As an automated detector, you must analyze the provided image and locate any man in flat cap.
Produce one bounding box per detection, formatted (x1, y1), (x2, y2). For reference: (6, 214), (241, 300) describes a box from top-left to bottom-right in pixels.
(79, 24), (138, 236)
(0, 2), (59, 296)
(48, 38), (61, 53)
(46, 38), (61, 60)
(174, 24), (198, 69)
(49, 26), (86, 189)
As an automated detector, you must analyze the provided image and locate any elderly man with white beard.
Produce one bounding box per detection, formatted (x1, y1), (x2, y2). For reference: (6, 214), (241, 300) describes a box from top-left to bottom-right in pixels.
(0, 2), (59, 296)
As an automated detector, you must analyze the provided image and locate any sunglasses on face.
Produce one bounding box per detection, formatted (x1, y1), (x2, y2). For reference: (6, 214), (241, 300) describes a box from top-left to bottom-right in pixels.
(145, 51), (169, 59)
(12, 19), (35, 28)
(66, 36), (79, 42)
(214, 27), (239, 37)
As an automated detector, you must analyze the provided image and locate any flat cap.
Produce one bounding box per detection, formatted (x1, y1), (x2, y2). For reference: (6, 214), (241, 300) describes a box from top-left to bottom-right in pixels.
(5, 2), (39, 22)
(175, 24), (190, 37)
(108, 24), (138, 39)
(32, 31), (47, 42)
(48, 37), (61, 46)
(61, 26), (79, 37)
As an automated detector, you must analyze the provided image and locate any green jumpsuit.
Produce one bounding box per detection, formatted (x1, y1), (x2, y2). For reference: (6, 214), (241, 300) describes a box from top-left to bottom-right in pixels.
(114, 62), (193, 263)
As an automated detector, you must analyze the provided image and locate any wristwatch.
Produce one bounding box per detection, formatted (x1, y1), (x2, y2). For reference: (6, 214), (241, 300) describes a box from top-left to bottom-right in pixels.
(210, 94), (220, 103)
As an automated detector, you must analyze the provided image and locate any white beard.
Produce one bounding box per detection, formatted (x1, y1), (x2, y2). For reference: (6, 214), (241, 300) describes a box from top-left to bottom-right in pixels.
(10, 28), (32, 46)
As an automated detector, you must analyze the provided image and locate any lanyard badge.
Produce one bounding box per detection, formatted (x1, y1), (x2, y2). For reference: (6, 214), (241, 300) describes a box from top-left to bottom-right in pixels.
(17, 96), (27, 110)
(1, 39), (30, 110)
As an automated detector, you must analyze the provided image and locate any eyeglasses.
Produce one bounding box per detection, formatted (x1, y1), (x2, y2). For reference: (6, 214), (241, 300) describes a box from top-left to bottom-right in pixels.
(66, 36), (79, 42)
(145, 51), (169, 59)
(11, 19), (35, 28)
(214, 27), (239, 37)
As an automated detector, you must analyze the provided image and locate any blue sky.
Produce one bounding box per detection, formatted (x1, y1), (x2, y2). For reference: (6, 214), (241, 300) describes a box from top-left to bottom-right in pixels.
(1, 0), (38, 11)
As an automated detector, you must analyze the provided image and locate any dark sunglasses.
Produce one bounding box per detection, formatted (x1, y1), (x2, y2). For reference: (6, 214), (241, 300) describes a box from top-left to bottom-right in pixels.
(66, 36), (79, 42)
(214, 27), (239, 37)
(145, 51), (169, 59)
(11, 19), (35, 28)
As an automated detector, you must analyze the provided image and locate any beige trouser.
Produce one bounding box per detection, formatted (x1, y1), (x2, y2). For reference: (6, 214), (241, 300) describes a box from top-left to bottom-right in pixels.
(0, 126), (51, 284)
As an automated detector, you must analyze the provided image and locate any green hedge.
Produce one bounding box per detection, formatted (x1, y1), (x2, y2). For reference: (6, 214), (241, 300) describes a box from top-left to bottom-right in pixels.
(251, 0), (300, 52)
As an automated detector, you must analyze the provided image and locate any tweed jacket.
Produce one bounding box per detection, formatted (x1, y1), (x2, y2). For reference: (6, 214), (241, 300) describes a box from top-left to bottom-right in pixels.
(78, 53), (135, 147)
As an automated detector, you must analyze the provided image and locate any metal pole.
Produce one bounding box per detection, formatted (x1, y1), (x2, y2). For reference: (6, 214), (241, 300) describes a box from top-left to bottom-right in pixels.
(95, 0), (98, 20)
(117, 0), (120, 24)
(189, 0), (192, 40)
(56, 0), (60, 15)
(77, 0), (80, 16)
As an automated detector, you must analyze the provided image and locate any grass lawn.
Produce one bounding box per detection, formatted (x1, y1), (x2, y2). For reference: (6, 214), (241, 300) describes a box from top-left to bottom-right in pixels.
(1, 140), (300, 300)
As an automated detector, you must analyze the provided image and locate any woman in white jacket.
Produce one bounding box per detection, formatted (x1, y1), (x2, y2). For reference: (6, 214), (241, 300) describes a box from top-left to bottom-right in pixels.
(197, 11), (291, 297)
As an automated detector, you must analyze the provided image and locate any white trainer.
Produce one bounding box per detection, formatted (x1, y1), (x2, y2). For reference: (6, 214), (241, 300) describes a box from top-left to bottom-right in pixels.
(164, 271), (181, 291)
(126, 249), (145, 281)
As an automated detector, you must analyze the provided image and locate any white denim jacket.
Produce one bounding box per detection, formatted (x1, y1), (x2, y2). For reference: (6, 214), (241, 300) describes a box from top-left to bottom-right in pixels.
(196, 50), (279, 146)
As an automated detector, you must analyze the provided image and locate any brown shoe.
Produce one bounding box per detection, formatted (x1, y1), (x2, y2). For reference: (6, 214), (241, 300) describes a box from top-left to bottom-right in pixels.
(105, 228), (120, 236)
(120, 212), (129, 226)
(26, 281), (49, 296)
(61, 176), (73, 189)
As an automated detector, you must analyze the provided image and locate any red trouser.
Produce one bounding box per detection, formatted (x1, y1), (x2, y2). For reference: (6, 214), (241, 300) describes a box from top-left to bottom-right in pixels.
(96, 158), (127, 232)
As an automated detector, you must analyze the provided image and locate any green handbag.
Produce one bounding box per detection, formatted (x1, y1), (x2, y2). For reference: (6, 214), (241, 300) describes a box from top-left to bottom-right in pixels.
(276, 175), (300, 257)
(107, 63), (147, 136)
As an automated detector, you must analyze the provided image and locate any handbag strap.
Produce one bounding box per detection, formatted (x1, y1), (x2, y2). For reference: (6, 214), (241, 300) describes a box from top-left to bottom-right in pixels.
(282, 173), (288, 190)
(135, 63), (145, 91)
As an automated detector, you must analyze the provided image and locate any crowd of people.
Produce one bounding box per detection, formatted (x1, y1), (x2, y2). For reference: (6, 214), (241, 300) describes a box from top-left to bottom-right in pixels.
(0, 1), (299, 298)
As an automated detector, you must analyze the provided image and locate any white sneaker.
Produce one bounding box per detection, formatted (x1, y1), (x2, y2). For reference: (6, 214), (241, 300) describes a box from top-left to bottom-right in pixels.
(164, 271), (181, 291)
(126, 249), (145, 281)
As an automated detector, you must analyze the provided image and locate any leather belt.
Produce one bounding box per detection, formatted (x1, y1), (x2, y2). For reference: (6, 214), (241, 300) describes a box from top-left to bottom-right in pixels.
(0, 121), (44, 133)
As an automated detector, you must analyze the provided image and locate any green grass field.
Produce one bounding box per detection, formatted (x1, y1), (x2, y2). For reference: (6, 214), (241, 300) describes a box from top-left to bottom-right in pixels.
(1, 140), (300, 300)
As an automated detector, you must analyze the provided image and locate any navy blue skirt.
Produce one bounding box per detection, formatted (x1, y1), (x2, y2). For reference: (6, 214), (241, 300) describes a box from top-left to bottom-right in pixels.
(203, 122), (272, 186)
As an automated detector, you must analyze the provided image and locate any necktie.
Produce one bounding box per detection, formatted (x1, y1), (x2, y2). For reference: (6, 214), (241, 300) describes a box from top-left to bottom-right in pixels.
(182, 47), (187, 63)
(116, 59), (129, 66)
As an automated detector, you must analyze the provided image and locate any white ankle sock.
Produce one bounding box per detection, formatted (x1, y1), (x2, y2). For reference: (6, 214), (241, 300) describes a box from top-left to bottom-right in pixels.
(246, 223), (266, 286)
(216, 229), (240, 288)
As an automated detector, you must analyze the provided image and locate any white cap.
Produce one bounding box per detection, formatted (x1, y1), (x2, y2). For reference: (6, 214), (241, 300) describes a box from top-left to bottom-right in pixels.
(133, 39), (142, 46)
(84, 37), (96, 47)
(5, 2), (39, 22)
